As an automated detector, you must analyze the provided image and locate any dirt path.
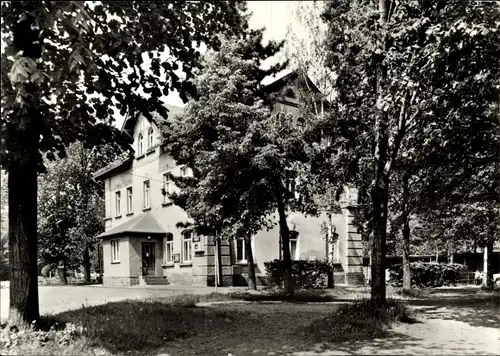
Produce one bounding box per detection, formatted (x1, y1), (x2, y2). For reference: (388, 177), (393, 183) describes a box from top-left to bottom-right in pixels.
(293, 295), (500, 356)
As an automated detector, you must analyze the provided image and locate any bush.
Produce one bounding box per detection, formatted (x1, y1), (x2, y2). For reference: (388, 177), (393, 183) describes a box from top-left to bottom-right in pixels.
(264, 259), (332, 290)
(388, 262), (463, 288)
(307, 298), (413, 342)
(396, 288), (430, 299)
(40, 264), (55, 278)
(0, 321), (107, 356)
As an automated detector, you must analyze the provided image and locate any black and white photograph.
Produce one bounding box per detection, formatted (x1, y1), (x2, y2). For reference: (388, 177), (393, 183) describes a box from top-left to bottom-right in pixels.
(0, 1), (499, 355)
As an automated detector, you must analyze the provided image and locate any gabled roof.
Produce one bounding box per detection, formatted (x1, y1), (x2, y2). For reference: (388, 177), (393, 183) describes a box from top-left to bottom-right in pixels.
(94, 71), (321, 181)
(263, 70), (322, 95)
(121, 104), (185, 137)
(93, 157), (133, 180)
(98, 213), (165, 239)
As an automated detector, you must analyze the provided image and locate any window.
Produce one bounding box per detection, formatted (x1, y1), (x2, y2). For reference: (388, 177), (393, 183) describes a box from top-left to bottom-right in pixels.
(182, 231), (192, 263)
(289, 231), (299, 260)
(111, 240), (120, 263)
(165, 233), (174, 263)
(163, 173), (172, 203)
(115, 191), (121, 216)
(138, 133), (144, 155)
(285, 170), (296, 198)
(180, 166), (188, 177)
(143, 180), (150, 209)
(297, 117), (305, 131)
(147, 127), (154, 149)
(285, 88), (296, 99)
(321, 131), (332, 147)
(236, 238), (250, 263)
(126, 187), (133, 213)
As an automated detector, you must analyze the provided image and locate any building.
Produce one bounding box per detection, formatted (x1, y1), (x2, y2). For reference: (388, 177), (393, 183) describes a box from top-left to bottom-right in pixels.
(93, 71), (365, 287)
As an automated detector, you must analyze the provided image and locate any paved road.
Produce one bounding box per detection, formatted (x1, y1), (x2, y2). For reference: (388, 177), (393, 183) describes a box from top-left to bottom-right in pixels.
(0, 283), (224, 321)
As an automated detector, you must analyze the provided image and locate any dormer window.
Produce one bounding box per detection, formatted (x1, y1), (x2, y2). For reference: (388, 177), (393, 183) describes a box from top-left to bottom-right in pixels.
(147, 127), (154, 149)
(297, 117), (305, 131)
(138, 133), (144, 156)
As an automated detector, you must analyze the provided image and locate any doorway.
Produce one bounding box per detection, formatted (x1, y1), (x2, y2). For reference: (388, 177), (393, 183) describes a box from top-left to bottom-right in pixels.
(141, 242), (156, 276)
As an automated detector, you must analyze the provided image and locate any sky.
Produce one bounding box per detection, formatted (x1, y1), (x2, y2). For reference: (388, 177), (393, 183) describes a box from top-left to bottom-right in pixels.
(162, 1), (299, 108)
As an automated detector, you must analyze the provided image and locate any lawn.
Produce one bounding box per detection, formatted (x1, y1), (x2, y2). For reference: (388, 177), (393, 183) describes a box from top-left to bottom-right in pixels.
(0, 292), (413, 356)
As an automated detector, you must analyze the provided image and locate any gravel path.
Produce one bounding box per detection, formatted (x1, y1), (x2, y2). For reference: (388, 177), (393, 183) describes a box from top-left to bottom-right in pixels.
(293, 301), (500, 355)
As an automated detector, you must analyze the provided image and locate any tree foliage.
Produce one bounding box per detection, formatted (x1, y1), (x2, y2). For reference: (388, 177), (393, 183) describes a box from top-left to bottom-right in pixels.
(1, 0), (249, 325)
(162, 31), (285, 237)
(1, 1), (250, 168)
(38, 142), (121, 275)
(315, 0), (500, 302)
(162, 31), (319, 294)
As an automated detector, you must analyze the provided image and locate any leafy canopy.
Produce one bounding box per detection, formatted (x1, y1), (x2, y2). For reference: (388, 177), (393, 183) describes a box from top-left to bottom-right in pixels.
(162, 31), (287, 237)
(1, 1), (249, 170)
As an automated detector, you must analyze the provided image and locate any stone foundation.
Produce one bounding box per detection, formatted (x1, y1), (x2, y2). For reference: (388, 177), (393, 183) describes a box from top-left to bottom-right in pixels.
(334, 272), (346, 285)
(207, 275), (232, 287)
(103, 276), (139, 287)
(345, 272), (365, 286)
(166, 271), (194, 285)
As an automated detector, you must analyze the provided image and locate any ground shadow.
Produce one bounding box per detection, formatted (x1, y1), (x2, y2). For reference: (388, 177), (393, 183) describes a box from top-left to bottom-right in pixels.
(304, 328), (495, 356)
(408, 292), (499, 329)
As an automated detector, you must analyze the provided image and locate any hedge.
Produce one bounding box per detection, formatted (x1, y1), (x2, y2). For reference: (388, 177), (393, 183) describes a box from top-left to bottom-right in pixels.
(388, 262), (463, 288)
(264, 259), (333, 289)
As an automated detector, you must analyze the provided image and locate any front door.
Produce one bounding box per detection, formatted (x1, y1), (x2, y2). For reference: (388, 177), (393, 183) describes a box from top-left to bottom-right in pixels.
(141, 242), (156, 276)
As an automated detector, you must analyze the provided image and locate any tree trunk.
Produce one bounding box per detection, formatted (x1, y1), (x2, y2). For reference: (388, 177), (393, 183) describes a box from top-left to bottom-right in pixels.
(57, 260), (68, 285)
(482, 241), (493, 288)
(326, 214), (334, 288)
(83, 245), (91, 283)
(216, 235), (223, 286)
(482, 244), (488, 288)
(448, 243), (454, 264)
(370, 0), (390, 305)
(8, 150), (40, 326)
(402, 173), (411, 291)
(245, 234), (257, 290)
(370, 177), (389, 305)
(277, 194), (294, 296)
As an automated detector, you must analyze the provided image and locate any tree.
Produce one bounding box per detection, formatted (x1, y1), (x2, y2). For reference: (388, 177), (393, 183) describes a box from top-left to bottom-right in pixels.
(1, 1), (249, 325)
(286, 1), (334, 109)
(0, 170), (7, 256)
(317, 0), (500, 303)
(38, 142), (122, 283)
(162, 31), (286, 290)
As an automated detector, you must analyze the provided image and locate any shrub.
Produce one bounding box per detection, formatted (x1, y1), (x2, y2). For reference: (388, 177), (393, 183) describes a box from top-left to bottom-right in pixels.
(388, 262), (463, 288)
(264, 259), (333, 289)
(40, 264), (55, 278)
(307, 298), (413, 342)
(0, 321), (107, 356)
(396, 288), (430, 299)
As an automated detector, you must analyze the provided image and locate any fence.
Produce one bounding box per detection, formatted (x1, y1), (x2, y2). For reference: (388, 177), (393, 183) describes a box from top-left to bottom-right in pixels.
(457, 271), (479, 285)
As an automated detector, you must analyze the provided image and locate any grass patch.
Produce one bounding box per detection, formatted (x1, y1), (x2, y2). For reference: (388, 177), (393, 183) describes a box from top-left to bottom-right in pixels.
(307, 298), (414, 342)
(396, 288), (430, 299)
(0, 321), (109, 356)
(1, 295), (254, 355)
(0, 293), (416, 355)
(220, 289), (336, 303)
